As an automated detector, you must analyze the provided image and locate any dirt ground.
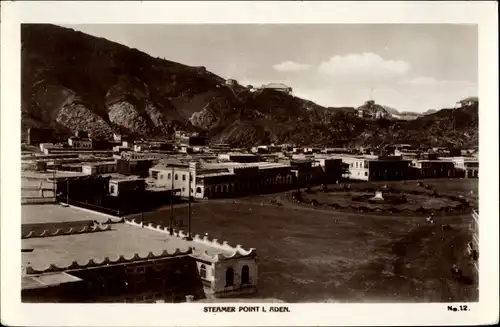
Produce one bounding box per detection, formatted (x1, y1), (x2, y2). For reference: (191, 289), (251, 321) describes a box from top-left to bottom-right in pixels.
(132, 178), (479, 303)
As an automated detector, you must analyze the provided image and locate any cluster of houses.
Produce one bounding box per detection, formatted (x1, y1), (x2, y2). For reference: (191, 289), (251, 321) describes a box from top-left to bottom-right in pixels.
(23, 130), (479, 191)
(22, 129), (479, 208)
(21, 127), (479, 304)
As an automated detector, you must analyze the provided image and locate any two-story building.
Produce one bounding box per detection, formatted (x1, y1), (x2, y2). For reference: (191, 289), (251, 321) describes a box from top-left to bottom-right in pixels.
(411, 160), (456, 178)
(21, 207), (258, 303)
(338, 155), (412, 181)
(149, 161), (294, 199)
(450, 157), (479, 178)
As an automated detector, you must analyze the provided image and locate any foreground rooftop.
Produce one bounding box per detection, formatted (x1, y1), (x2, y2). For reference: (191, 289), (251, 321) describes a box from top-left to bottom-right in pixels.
(21, 204), (256, 276)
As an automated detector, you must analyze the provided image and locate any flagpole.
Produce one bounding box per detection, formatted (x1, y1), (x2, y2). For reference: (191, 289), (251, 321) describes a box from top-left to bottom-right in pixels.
(186, 171), (192, 240)
(169, 166), (174, 235)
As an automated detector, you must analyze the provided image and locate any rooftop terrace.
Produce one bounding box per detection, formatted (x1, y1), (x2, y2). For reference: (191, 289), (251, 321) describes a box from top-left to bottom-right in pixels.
(22, 204), (113, 225)
(21, 205), (255, 275)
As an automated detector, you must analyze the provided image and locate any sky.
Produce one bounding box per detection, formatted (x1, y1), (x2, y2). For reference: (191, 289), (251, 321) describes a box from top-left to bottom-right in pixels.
(65, 24), (478, 113)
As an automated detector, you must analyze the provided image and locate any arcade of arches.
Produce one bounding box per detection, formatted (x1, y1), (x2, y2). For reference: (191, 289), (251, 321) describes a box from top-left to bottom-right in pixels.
(202, 174), (293, 199)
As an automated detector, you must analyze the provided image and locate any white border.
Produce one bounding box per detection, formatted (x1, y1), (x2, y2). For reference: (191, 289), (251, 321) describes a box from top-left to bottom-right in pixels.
(1, 1), (498, 326)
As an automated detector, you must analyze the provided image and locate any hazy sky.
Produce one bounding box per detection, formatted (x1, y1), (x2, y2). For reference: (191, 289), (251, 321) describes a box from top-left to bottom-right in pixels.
(65, 24), (477, 112)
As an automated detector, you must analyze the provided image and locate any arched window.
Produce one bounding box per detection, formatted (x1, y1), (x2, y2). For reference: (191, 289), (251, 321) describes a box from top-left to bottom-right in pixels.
(200, 264), (207, 279)
(196, 187), (202, 194)
(225, 268), (234, 286)
(182, 174), (186, 181)
(175, 174), (178, 180)
(241, 265), (250, 284)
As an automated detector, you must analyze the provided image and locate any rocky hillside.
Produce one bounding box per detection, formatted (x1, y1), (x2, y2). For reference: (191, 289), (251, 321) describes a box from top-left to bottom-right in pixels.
(21, 24), (478, 148)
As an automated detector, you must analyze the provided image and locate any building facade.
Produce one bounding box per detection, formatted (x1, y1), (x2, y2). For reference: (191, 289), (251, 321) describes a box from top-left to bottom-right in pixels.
(411, 160), (456, 178)
(82, 162), (117, 175)
(68, 136), (93, 148)
(340, 156), (412, 181)
(149, 161), (294, 199)
(22, 219), (258, 303)
(108, 178), (146, 197)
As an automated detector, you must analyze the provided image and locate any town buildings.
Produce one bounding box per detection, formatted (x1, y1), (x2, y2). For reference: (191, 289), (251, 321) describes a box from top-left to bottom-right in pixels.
(21, 205), (258, 302)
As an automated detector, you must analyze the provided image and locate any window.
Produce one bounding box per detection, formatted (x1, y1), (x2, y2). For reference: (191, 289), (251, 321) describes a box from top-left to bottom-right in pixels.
(175, 174), (178, 180)
(152, 171), (158, 180)
(182, 174), (186, 181)
(168, 173), (171, 179)
(110, 185), (115, 194)
(200, 264), (207, 279)
(225, 268), (234, 286)
(182, 187), (185, 192)
(364, 172), (368, 176)
(196, 187), (202, 194)
(160, 174), (163, 179)
(241, 265), (250, 284)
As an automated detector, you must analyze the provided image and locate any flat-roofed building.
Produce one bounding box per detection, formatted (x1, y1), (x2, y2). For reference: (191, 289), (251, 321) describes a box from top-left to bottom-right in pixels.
(218, 153), (260, 163)
(82, 162), (117, 175)
(315, 157), (344, 183)
(175, 132), (208, 147)
(108, 176), (146, 197)
(337, 155), (412, 181)
(117, 158), (158, 177)
(21, 208), (258, 302)
(450, 157), (479, 178)
(68, 136), (93, 148)
(411, 160), (456, 178)
(149, 161), (294, 199)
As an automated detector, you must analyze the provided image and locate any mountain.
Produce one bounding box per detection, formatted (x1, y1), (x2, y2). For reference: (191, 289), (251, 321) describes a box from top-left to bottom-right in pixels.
(21, 24), (478, 148)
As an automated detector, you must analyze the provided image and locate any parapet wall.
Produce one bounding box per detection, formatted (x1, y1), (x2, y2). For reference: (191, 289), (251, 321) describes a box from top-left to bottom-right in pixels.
(25, 248), (193, 275)
(125, 219), (256, 261)
(21, 218), (124, 239)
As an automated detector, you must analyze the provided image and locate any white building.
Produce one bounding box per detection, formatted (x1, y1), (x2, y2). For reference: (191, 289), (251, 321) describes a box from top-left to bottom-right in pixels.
(260, 83), (293, 95)
(149, 161), (294, 199)
(68, 136), (92, 148)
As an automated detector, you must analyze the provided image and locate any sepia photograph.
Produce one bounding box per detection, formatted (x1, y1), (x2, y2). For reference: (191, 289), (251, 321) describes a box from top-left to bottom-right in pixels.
(2, 1), (498, 326)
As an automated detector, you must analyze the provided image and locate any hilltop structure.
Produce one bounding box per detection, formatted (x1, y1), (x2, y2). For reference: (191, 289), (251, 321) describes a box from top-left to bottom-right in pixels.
(456, 96), (479, 108)
(259, 83), (293, 95)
